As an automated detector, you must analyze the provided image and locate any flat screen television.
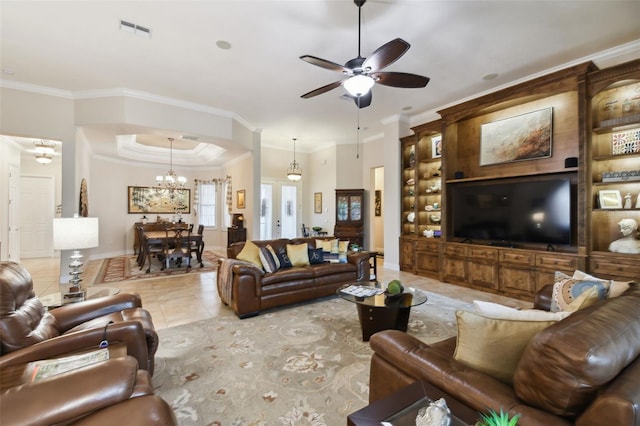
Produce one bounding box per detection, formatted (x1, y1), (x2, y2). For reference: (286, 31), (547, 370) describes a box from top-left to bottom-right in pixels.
(450, 177), (572, 246)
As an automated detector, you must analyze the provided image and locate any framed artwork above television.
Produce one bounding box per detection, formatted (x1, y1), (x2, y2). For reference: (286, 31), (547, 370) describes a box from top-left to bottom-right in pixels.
(480, 107), (553, 166)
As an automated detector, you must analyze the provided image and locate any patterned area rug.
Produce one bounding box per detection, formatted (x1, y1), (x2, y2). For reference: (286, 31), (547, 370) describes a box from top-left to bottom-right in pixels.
(94, 251), (222, 284)
(153, 292), (472, 425)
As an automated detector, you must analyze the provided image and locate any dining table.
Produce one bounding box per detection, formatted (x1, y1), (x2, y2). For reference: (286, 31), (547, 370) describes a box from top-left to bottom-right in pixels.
(140, 228), (205, 273)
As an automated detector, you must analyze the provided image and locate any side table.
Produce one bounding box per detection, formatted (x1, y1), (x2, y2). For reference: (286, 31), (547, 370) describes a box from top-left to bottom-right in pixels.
(40, 287), (120, 310)
(348, 381), (478, 426)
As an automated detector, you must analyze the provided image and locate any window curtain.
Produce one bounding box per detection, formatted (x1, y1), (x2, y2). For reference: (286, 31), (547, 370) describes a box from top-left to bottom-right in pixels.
(193, 176), (232, 217)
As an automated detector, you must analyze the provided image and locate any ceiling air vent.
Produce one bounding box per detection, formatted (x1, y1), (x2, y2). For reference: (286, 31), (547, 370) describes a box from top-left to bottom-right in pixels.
(119, 20), (151, 38)
(181, 135), (199, 141)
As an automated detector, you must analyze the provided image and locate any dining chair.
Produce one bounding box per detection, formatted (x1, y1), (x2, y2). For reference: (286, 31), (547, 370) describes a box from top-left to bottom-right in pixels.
(160, 225), (192, 271)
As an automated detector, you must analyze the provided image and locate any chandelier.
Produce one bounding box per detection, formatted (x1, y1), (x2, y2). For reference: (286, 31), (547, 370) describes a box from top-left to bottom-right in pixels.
(154, 138), (187, 193)
(286, 138), (302, 181)
(34, 140), (56, 164)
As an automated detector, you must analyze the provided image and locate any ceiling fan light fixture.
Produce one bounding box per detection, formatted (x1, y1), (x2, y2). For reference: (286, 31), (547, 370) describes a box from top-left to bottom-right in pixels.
(344, 74), (374, 97)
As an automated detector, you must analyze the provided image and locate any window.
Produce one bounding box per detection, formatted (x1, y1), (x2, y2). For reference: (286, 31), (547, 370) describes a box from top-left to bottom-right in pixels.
(198, 183), (216, 227)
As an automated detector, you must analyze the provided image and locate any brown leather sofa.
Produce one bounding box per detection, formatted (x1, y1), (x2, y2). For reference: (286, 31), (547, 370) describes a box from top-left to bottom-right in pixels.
(0, 261), (158, 375)
(0, 356), (177, 425)
(220, 237), (370, 318)
(368, 283), (640, 426)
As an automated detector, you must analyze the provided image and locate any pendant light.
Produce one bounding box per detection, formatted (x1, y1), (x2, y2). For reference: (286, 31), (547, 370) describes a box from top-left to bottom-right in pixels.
(286, 138), (302, 181)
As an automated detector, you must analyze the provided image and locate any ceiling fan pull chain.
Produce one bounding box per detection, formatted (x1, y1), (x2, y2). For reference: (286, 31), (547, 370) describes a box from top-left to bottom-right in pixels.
(356, 99), (361, 159)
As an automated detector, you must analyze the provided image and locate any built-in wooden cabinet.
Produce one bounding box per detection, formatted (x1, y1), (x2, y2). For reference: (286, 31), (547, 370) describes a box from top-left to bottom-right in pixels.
(398, 60), (640, 301)
(586, 59), (640, 279)
(334, 189), (365, 248)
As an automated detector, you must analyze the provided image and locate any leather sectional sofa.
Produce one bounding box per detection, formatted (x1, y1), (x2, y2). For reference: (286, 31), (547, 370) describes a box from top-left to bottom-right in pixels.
(219, 237), (370, 318)
(368, 283), (640, 425)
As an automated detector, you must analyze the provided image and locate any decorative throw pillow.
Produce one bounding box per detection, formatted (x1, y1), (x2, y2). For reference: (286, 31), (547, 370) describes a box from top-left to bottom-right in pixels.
(259, 245), (280, 273)
(236, 240), (263, 270)
(308, 248), (324, 264)
(473, 300), (571, 321)
(338, 240), (350, 253)
(550, 271), (610, 312)
(329, 239), (339, 254)
(315, 239), (332, 252)
(276, 250), (293, 268)
(572, 270), (631, 298)
(453, 310), (556, 384)
(286, 243), (310, 266)
(563, 286), (600, 312)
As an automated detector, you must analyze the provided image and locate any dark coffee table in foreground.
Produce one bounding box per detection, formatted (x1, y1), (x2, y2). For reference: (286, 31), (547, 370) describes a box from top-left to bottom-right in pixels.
(347, 381), (477, 426)
(337, 283), (427, 341)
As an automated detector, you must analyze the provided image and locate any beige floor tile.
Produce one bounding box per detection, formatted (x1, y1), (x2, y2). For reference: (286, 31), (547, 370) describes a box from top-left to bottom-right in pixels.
(15, 255), (531, 331)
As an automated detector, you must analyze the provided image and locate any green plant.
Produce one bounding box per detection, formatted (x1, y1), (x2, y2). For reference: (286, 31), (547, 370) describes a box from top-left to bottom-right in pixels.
(476, 409), (520, 426)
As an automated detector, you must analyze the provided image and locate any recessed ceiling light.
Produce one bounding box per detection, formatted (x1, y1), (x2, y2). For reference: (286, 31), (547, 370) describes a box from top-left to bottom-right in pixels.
(483, 73), (499, 81)
(216, 40), (232, 50)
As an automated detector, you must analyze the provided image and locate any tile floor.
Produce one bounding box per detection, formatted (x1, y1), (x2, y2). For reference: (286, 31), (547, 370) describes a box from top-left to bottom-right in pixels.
(20, 255), (532, 330)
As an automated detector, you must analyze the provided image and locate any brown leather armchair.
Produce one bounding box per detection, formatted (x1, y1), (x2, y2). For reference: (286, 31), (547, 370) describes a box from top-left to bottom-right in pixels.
(0, 356), (177, 425)
(0, 261), (159, 375)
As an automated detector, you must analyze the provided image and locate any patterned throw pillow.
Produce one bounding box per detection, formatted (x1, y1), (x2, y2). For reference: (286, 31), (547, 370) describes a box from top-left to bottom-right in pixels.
(550, 271), (610, 312)
(276, 250), (293, 268)
(259, 245), (280, 273)
(308, 248), (324, 264)
(338, 240), (350, 253)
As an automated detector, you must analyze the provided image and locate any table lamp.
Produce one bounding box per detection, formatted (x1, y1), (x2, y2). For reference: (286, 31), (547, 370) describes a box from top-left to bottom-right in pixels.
(53, 215), (99, 297)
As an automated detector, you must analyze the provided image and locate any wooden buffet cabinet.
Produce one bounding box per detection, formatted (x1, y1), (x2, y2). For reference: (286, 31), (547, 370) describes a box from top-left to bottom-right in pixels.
(400, 58), (640, 301)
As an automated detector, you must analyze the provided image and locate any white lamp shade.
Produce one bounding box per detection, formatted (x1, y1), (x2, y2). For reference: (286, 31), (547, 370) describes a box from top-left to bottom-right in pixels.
(53, 217), (99, 250)
(344, 74), (375, 96)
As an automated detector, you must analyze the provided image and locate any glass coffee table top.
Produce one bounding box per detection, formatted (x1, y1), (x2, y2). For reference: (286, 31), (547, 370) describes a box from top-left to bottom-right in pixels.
(338, 283), (428, 308)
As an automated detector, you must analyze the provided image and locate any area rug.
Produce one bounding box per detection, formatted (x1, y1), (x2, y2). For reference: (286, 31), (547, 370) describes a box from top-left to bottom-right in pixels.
(94, 251), (223, 284)
(152, 292), (472, 425)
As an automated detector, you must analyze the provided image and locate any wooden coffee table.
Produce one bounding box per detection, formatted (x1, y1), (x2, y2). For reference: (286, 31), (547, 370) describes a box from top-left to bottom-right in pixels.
(337, 283), (427, 341)
(348, 380), (477, 426)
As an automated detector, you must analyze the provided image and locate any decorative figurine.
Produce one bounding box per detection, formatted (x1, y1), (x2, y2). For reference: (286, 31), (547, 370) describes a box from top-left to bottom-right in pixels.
(609, 218), (640, 254)
(415, 398), (451, 426)
(624, 193), (632, 209)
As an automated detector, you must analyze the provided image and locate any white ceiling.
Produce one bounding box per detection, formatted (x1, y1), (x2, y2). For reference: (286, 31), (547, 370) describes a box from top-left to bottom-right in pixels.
(2, 0), (640, 166)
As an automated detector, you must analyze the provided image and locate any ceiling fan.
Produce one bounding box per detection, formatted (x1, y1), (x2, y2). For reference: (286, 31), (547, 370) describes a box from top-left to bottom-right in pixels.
(300, 0), (430, 108)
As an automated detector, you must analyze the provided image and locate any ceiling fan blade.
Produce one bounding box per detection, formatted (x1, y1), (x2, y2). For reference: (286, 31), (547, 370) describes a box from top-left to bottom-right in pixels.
(301, 80), (344, 99)
(371, 71), (430, 88)
(361, 38), (410, 72)
(354, 91), (372, 109)
(300, 55), (351, 74)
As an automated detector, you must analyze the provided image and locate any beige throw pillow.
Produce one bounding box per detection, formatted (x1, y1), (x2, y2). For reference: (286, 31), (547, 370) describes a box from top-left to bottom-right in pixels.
(286, 243), (310, 266)
(453, 310), (556, 384)
(236, 240), (264, 270)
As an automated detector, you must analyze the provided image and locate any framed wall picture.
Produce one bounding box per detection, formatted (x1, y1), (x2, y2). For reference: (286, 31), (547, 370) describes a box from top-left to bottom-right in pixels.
(480, 107), (553, 166)
(314, 192), (322, 214)
(375, 190), (382, 216)
(599, 189), (623, 209)
(237, 190), (246, 209)
(127, 186), (191, 214)
(431, 135), (442, 158)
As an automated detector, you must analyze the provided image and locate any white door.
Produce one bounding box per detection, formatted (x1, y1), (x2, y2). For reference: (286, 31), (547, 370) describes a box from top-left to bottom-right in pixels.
(21, 176), (55, 258)
(7, 164), (20, 261)
(260, 180), (300, 240)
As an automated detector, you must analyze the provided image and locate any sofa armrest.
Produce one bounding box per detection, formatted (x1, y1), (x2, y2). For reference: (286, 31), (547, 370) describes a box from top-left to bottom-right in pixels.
(348, 252), (370, 281)
(50, 293), (143, 331)
(533, 284), (554, 311)
(0, 322), (150, 372)
(0, 356), (145, 426)
(230, 263), (265, 318)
